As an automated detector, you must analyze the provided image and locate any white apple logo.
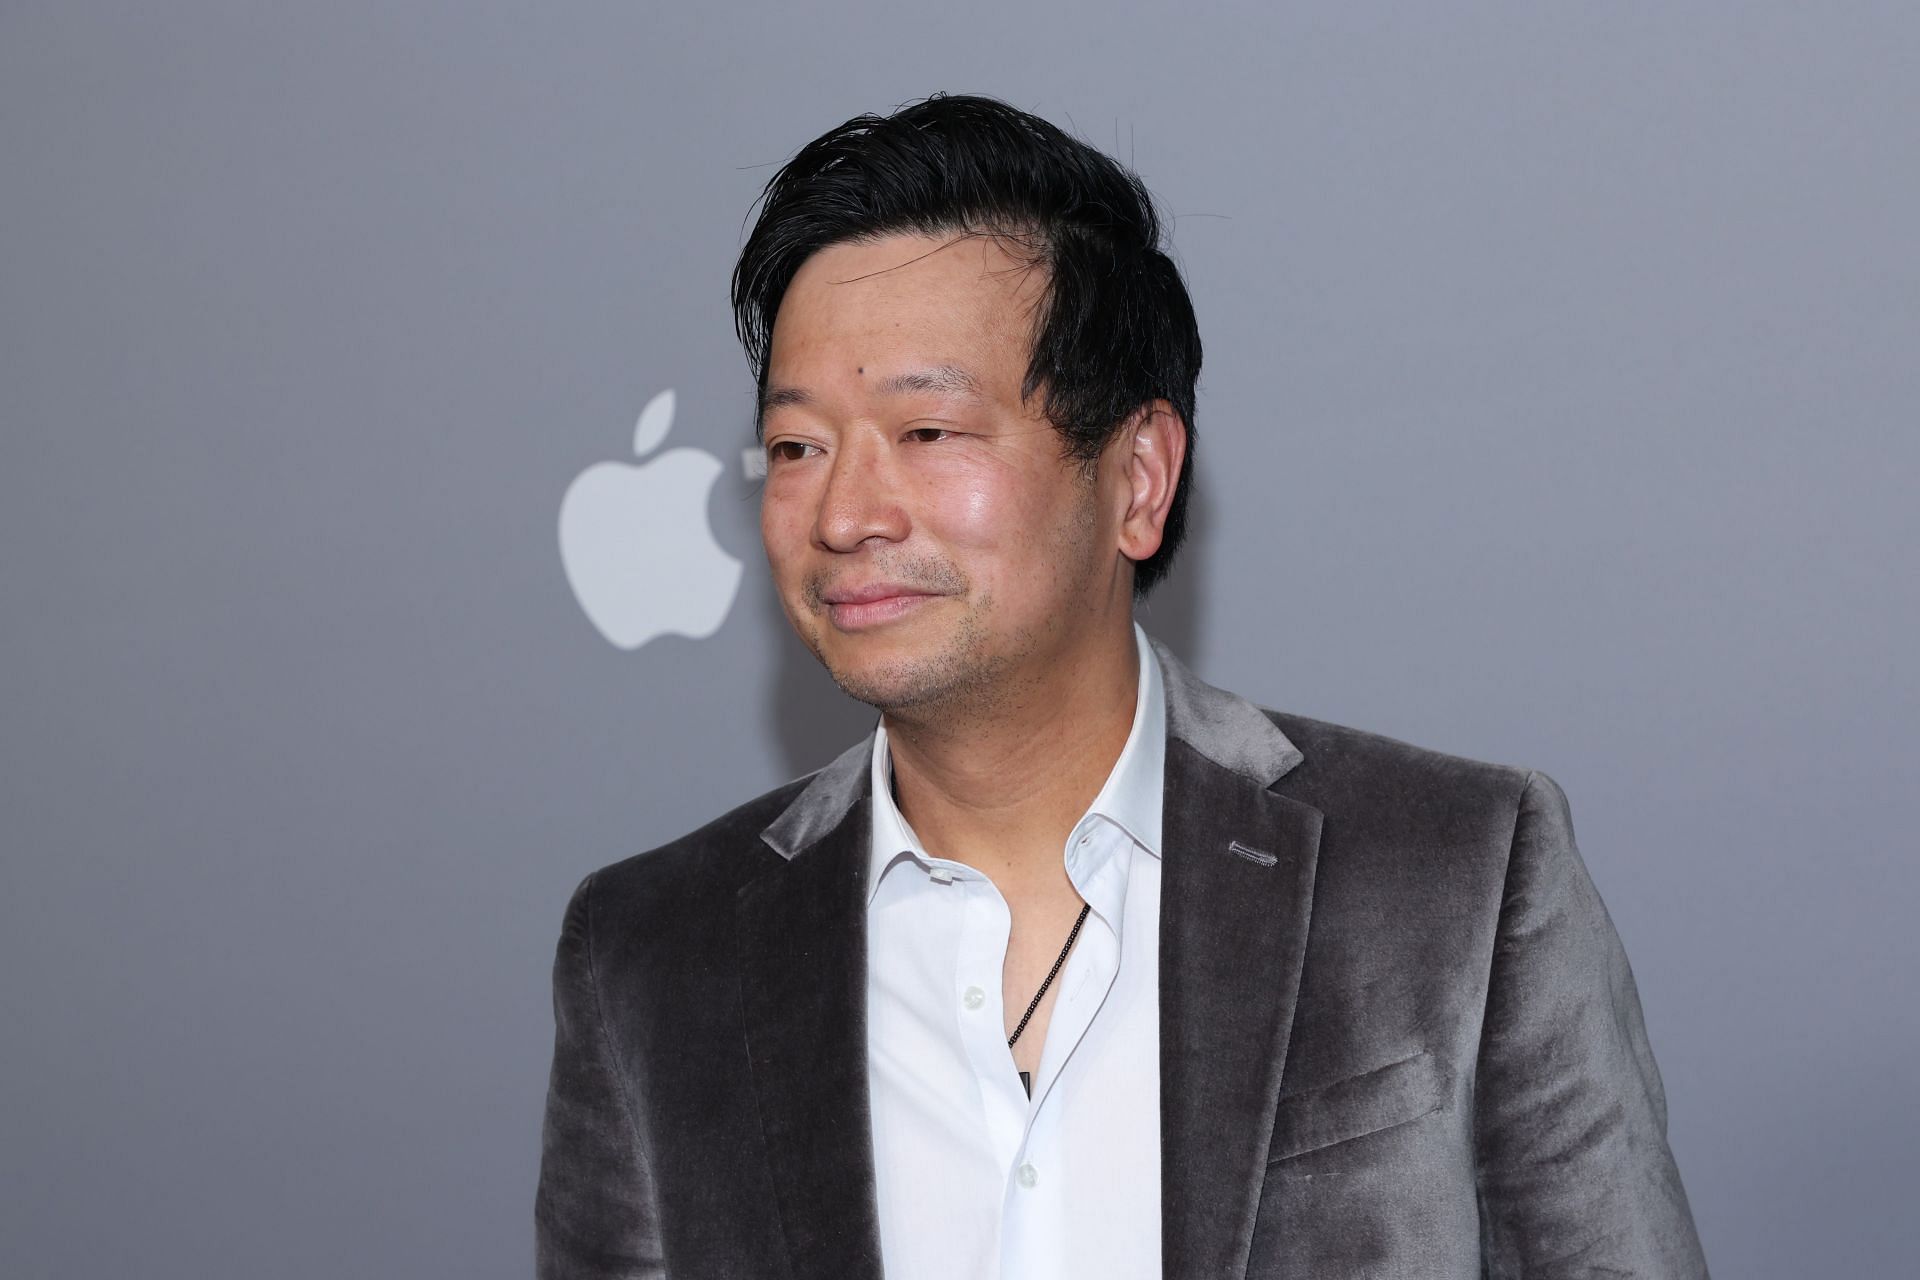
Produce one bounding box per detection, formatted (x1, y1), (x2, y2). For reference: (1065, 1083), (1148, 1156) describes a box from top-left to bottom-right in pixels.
(559, 389), (744, 650)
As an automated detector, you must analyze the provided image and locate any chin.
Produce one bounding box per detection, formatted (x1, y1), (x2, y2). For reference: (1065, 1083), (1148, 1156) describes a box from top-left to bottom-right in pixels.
(811, 625), (999, 715)
(816, 651), (950, 712)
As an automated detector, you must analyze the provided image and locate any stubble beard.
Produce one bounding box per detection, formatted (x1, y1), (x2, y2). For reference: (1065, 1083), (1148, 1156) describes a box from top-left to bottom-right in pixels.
(796, 583), (1028, 722)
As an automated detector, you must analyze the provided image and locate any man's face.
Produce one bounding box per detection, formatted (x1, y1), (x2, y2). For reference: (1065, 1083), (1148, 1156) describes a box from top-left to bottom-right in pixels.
(758, 231), (1128, 715)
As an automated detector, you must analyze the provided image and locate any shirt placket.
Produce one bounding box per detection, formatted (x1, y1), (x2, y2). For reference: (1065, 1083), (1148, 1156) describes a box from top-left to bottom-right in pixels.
(1001, 819), (1132, 1277)
(948, 868), (1029, 1181)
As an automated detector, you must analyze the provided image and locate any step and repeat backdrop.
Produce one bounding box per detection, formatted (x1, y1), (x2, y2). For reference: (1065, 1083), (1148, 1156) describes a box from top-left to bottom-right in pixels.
(4, 4), (1915, 1276)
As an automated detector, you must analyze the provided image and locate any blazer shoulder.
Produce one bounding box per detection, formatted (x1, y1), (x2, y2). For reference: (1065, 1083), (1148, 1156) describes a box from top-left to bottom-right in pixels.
(1255, 707), (1567, 914)
(1262, 706), (1538, 816)
(581, 769), (821, 912)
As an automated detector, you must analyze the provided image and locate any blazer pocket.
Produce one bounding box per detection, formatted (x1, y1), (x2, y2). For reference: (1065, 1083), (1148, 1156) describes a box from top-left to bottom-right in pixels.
(1267, 1049), (1450, 1164)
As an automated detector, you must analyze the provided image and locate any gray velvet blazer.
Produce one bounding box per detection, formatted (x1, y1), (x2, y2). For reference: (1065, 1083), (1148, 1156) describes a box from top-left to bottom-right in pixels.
(536, 637), (1708, 1278)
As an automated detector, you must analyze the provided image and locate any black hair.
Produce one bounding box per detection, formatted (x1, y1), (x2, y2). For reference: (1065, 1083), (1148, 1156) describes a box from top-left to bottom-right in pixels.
(731, 92), (1201, 598)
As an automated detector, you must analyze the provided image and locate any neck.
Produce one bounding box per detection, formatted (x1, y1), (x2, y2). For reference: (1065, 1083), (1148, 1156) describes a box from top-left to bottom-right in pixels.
(882, 621), (1139, 890)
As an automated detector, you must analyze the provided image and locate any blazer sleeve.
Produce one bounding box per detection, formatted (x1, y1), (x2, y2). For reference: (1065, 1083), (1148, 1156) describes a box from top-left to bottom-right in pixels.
(1472, 771), (1710, 1277)
(535, 871), (666, 1279)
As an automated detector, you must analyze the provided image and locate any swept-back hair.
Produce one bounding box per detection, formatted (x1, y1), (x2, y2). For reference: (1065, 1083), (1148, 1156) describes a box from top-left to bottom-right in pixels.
(731, 92), (1201, 598)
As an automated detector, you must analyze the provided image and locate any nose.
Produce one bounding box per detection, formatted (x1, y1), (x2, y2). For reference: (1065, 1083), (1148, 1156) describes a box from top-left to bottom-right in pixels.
(813, 436), (909, 552)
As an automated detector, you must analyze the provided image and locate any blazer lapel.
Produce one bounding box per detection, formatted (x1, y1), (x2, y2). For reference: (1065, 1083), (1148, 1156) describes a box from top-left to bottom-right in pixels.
(736, 739), (884, 1280)
(1153, 639), (1324, 1280)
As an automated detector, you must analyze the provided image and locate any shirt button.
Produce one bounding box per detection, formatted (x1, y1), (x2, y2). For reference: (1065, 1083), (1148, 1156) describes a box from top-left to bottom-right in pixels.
(963, 986), (986, 1010)
(1016, 1163), (1039, 1189)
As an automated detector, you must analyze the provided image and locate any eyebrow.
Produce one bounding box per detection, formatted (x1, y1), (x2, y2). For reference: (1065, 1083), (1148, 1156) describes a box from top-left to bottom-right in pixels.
(759, 364), (986, 421)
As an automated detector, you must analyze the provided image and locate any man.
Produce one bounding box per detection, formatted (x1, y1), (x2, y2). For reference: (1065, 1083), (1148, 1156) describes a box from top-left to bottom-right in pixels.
(536, 93), (1708, 1279)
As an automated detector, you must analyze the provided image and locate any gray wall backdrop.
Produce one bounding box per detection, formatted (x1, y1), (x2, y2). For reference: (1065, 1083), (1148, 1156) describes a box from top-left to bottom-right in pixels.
(4, 3), (1915, 1276)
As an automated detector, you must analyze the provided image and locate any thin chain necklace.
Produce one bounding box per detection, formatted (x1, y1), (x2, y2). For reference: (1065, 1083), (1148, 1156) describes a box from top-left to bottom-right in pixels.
(1008, 901), (1092, 1097)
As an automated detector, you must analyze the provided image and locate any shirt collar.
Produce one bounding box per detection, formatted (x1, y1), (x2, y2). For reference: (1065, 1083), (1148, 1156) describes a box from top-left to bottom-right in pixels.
(866, 622), (1167, 906)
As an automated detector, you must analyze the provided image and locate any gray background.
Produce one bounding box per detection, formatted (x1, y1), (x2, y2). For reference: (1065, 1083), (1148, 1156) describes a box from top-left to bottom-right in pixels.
(4, 3), (1915, 1275)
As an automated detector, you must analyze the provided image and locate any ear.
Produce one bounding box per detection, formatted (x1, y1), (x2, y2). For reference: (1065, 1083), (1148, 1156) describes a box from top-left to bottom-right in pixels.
(1114, 399), (1188, 565)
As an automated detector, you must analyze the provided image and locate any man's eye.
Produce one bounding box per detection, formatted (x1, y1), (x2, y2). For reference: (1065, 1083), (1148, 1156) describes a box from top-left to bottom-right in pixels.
(767, 440), (819, 462)
(904, 427), (951, 443)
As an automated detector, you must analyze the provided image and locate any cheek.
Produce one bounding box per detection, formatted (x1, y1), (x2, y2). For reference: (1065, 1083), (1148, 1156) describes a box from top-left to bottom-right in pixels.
(951, 484), (1002, 540)
(912, 468), (1093, 607)
(911, 459), (1049, 552)
(759, 487), (811, 577)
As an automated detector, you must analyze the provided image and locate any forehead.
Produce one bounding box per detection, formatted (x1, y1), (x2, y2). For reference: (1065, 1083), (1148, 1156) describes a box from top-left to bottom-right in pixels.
(767, 231), (1047, 394)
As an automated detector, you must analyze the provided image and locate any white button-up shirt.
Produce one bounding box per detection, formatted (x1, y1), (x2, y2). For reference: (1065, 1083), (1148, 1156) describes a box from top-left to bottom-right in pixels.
(865, 623), (1165, 1279)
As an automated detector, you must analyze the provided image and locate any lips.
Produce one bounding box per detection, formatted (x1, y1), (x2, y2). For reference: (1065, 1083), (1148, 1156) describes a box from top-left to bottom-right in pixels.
(821, 582), (939, 606)
(819, 582), (945, 630)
